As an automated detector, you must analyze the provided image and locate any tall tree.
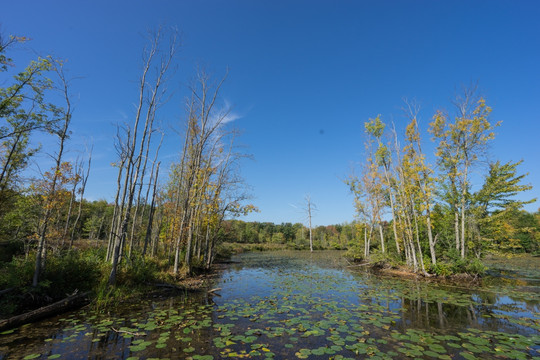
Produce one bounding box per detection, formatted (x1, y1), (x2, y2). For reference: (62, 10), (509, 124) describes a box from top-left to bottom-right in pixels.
(429, 87), (500, 258)
(470, 160), (535, 256)
(170, 68), (253, 275)
(108, 27), (177, 285)
(32, 61), (73, 287)
(364, 116), (397, 254)
(403, 101), (437, 265)
(0, 33), (58, 218)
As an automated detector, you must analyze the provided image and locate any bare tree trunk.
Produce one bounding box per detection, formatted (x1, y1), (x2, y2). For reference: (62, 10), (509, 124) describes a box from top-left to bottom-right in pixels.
(173, 209), (188, 273)
(106, 153), (125, 262)
(455, 208), (460, 252)
(306, 195), (314, 252)
(63, 159), (80, 245)
(411, 198), (427, 274)
(108, 27), (177, 285)
(140, 133), (163, 255)
(143, 162), (160, 256)
(426, 211), (436, 265)
(379, 222), (385, 254)
(70, 149), (92, 247)
(460, 188), (467, 259)
(33, 62), (72, 287)
(0, 130), (24, 189)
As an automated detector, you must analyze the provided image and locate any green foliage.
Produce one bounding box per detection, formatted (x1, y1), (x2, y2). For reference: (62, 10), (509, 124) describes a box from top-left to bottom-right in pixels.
(429, 258), (485, 276)
(0, 253), (35, 290)
(429, 261), (453, 277)
(217, 242), (290, 257)
(221, 219), (358, 251)
(430, 247), (487, 276)
(0, 248), (105, 317)
(368, 250), (401, 269)
(364, 115), (386, 139)
(344, 245), (365, 262)
(474, 160), (534, 214)
(351, 90), (536, 278)
(0, 36), (58, 203)
(452, 257), (486, 275)
(43, 249), (103, 293)
(0, 239), (23, 262)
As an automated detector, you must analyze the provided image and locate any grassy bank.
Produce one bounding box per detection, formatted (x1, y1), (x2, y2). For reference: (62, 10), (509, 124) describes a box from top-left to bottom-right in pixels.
(216, 242), (290, 258)
(0, 245), (210, 320)
(216, 241), (347, 259)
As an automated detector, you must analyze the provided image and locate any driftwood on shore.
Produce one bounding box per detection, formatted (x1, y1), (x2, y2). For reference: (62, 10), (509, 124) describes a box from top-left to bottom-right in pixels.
(0, 291), (90, 332)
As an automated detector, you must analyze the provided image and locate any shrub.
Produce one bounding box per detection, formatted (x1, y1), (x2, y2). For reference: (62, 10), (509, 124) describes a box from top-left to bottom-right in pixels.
(43, 249), (103, 296)
(344, 246), (364, 262)
(430, 262), (452, 277)
(0, 254), (35, 289)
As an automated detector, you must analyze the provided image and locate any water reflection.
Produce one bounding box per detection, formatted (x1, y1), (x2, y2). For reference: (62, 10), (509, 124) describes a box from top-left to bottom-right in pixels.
(1, 251), (539, 360)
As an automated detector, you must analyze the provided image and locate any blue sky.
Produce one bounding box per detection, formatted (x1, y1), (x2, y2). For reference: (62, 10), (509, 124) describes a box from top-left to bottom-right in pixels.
(2, 0), (539, 226)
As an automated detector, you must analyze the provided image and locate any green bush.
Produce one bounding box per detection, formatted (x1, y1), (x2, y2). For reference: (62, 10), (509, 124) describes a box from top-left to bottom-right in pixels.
(0, 254), (35, 289)
(344, 245), (364, 262)
(463, 258), (486, 275)
(0, 240), (24, 262)
(430, 262), (452, 277)
(0, 248), (106, 317)
(43, 249), (103, 296)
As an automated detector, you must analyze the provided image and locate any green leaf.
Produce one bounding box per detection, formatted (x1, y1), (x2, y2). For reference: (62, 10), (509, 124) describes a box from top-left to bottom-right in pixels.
(23, 355), (41, 360)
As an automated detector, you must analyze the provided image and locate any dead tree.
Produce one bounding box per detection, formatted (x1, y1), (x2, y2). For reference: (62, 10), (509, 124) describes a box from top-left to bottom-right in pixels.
(108, 27), (177, 285)
(304, 195), (316, 252)
(70, 146), (92, 247)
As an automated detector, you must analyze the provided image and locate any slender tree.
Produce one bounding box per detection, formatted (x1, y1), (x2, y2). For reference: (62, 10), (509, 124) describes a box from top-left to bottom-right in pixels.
(108, 27), (177, 285)
(429, 87), (500, 258)
(304, 195), (316, 252)
(70, 147), (92, 247)
(32, 61), (73, 287)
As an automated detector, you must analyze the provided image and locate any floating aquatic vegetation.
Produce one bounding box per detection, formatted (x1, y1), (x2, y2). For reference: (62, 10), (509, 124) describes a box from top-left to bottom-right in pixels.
(1, 251), (539, 359)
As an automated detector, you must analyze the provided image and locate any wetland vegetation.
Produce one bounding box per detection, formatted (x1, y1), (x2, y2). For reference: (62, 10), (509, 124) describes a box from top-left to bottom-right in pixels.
(1, 251), (539, 359)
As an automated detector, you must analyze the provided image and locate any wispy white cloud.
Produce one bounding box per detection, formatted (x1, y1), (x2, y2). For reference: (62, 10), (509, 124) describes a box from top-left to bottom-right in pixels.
(210, 100), (244, 126)
(221, 112), (242, 124)
(117, 109), (129, 121)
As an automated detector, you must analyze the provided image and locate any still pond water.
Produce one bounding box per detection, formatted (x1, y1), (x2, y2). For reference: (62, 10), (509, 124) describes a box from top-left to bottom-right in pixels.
(1, 251), (539, 359)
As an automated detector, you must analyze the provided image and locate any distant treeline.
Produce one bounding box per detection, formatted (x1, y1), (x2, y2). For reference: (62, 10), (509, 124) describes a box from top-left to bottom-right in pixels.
(219, 220), (357, 249)
(216, 212), (539, 256)
(2, 195), (537, 259)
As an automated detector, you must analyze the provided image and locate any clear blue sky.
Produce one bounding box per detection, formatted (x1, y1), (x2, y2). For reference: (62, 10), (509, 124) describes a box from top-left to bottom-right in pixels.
(2, 1), (539, 226)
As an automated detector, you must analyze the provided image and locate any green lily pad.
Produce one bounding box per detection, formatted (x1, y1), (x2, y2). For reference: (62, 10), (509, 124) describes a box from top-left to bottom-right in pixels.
(23, 355), (41, 360)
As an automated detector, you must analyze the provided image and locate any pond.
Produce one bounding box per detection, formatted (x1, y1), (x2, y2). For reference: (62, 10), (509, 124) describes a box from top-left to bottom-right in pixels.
(1, 251), (539, 359)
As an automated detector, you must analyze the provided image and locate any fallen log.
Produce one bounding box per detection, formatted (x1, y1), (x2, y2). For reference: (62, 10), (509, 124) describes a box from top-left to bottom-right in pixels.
(0, 288), (15, 297)
(207, 288), (222, 297)
(0, 291), (90, 332)
(150, 282), (202, 293)
(347, 262), (372, 267)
